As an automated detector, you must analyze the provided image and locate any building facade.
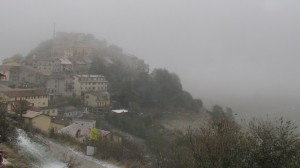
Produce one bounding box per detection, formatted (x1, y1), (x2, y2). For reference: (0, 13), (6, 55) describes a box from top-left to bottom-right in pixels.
(2, 89), (49, 107)
(0, 64), (20, 82)
(69, 56), (92, 72)
(19, 66), (48, 86)
(73, 74), (108, 96)
(64, 46), (92, 57)
(46, 74), (74, 99)
(33, 57), (73, 75)
(84, 91), (110, 108)
(0, 64), (48, 86)
(23, 111), (52, 134)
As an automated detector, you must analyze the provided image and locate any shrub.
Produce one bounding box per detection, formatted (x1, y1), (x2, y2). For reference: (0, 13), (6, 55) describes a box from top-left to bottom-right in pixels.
(159, 117), (300, 168)
(0, 104), (18, 145)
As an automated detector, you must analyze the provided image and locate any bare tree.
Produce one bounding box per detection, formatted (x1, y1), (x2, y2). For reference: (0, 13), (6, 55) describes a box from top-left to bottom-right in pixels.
(61, 151), (81, 168)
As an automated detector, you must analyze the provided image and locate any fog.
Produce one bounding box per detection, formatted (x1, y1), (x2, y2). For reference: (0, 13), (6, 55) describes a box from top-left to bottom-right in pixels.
(1, 0), (300, 122)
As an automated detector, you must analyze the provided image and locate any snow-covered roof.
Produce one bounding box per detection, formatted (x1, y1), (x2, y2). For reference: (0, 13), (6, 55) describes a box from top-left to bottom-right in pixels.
(58, 123), (110, 141)
(100, 130), (110, 137)
(59, 58), (72, 65)
(23, 110), (42, 119)
(75, 74), (106, 78)
(103, 57), (113, 64)
(58, 123), (90, 140)
(111, 109), (128, 114)
(82, 57), (92, 63)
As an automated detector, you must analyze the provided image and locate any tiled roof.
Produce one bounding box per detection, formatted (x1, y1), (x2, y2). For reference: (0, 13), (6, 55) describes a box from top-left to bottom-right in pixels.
(3, 89), (47, 98)
(21, 66), (49, 76)
(100, 130), (110, 137)
(22, 110), (42, 119)
(0, 65), (20, 71)
(103, 57), (113, 64)
(58, 123), (110, 140)
(0, 64), (49, 76)
(34, 57), (57, 61)
(82, 57), (92, 63)
(58, 123), (91, 139)
(58, 58), (72, 65)
(69, 57), (86, 64)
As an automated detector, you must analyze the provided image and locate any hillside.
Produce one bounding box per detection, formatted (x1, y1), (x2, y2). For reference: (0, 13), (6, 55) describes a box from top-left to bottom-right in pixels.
(0, 32), (239, 167)
(25, 32), (205, 113)
(3, 32), (300, 168)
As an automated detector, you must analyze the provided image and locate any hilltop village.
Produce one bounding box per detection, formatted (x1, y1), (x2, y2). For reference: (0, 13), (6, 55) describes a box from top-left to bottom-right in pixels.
(0, 32), (211, 167)
(2, 32), (297, 168)
(0, 32), (149, 143)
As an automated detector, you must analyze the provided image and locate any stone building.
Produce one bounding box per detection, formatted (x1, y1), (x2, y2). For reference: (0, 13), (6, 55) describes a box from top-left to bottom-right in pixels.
(33, 57), (73, 75)
(46, 73), (74, 99)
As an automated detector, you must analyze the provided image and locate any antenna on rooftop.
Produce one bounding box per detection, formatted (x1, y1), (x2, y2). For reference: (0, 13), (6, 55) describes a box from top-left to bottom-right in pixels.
(53, 22), (56, 39)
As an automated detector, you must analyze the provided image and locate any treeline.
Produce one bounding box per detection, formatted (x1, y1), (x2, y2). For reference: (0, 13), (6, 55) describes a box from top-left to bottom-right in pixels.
(90, 57), (202, 112)
(104, 111), (300, 168)
(153, 118), (300, 168)
(104, 112), (161, 140)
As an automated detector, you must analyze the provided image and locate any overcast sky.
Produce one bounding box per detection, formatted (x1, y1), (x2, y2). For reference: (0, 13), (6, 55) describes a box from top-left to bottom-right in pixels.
(1, 0), (300, 119)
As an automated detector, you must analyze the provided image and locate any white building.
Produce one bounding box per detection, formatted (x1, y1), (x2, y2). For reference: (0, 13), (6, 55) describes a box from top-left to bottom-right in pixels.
(73, 74), (108, 96)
